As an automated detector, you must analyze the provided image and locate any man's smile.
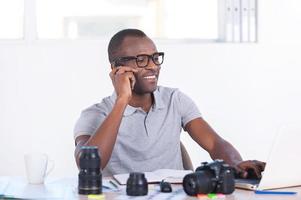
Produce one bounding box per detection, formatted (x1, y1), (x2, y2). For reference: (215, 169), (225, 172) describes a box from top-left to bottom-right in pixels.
(143, 75), (157, 80)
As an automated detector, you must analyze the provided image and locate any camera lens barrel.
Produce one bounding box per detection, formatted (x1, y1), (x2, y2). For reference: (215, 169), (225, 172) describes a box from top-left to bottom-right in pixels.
(126, 172), (148, 196)
(183, 171), (215, 195)
(78, 146), (102, 195)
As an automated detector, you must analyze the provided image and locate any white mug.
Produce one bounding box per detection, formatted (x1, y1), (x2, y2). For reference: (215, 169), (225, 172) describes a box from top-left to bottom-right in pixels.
(24, 153), (54, 184)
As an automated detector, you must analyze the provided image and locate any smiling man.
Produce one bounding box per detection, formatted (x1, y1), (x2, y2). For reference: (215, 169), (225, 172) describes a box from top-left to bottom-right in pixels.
(73, 29), (265, 177)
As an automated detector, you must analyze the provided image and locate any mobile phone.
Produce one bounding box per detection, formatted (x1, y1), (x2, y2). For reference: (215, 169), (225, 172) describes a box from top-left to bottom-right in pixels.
(113, 60), (123, 68)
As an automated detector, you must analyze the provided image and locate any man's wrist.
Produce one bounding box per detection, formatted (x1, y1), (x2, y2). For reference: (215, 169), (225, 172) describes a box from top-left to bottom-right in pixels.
(115, 96), (129, 107)
(229, 159), (243, 168)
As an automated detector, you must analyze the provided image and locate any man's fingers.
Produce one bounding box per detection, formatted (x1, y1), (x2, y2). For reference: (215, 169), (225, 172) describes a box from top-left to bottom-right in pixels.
(236, 160), (265, 179)
(123, 72), (135, 89)
(237, 169), (248, 179)
(110, 66), (137, 78)
(109, 67), (118, 77)
(129, 75), (136, 90)
(242, 171), (248, 178)
(250, 164), (262, 178)
(246, 160), (265, 178)
(234, 164), (246, 178)
(253, 160), (266, 171)
(115, 67), (138, 75)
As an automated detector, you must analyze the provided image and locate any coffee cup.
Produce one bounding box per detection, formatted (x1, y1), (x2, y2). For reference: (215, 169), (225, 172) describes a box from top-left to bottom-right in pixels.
(24, 153), (54, 184)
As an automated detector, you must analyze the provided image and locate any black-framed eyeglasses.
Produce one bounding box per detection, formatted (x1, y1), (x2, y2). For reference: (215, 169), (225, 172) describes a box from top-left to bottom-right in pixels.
(112, 52), (164, 68)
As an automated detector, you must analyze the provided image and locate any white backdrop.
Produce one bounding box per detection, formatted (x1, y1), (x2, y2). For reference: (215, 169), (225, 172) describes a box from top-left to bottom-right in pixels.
(0, 0), (301, 177)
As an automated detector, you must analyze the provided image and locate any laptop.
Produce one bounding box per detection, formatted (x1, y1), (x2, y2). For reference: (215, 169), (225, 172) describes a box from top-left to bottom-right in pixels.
(235, 124), (301, 190)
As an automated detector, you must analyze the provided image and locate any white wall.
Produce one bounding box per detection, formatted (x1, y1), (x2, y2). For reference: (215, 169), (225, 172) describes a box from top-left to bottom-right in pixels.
(1, 0), (301, 177)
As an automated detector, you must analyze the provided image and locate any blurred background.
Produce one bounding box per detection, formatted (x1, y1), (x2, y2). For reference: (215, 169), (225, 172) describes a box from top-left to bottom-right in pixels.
(0, 0), (300, 178)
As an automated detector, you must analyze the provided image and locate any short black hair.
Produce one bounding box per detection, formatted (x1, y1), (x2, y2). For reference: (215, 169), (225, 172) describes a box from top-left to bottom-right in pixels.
(108, 29), (147, 63)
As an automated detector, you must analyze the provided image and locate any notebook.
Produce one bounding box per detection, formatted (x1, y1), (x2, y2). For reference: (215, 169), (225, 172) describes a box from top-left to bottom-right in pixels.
(235, 124), (301, 190)
(113, 169), (193, 185)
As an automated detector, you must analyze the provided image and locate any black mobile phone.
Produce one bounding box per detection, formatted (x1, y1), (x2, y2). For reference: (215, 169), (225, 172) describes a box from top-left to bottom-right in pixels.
(113, 60), (124, 68)
(114, 62), (121, 68)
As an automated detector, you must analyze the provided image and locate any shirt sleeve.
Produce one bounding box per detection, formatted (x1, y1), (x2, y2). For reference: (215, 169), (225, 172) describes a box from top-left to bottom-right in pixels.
(176, 90), (202, 128)
(73, 103), (108, 140)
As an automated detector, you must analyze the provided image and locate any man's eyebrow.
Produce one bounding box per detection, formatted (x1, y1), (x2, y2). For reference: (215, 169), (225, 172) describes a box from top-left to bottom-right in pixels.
(115, 56), (137, 63)
(112, 56), (130, 62)
(120, 56), (136, 59)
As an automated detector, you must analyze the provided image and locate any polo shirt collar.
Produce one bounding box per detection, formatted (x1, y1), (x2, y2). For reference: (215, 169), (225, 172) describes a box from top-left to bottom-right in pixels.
(110, 87), (165, 116)
(152, 87), (165, 110)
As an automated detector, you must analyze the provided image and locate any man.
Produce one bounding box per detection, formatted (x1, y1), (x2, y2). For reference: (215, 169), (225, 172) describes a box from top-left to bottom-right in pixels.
(74, 29), (265, 177)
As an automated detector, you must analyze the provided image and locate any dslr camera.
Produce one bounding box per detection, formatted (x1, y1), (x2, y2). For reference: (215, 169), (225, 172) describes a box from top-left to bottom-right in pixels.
(183, 159), (235, 195)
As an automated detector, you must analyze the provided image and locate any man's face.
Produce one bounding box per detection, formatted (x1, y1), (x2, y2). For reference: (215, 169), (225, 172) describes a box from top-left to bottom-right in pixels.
(114, 36), (161, 94)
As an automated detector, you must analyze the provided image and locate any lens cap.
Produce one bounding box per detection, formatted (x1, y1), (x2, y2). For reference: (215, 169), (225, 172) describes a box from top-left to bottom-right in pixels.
(126, 172), (148, 196)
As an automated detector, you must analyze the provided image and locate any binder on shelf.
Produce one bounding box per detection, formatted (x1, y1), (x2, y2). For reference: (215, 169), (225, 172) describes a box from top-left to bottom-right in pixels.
(249, 0), (257, 42)
(232, 0), (241, 42)
(240, 0), (249, 42)
(225, 0), (234, 42)
(219, 0), (257, 43)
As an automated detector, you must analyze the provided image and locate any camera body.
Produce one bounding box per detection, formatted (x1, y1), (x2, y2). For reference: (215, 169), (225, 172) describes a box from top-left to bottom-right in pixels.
(183, 160), (235, 196)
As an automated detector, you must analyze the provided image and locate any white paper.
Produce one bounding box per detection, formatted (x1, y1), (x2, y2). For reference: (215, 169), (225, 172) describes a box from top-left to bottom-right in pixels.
(0, 177), (9, 194)
(3, 177), (70, 199)
(115, 186), (187, 200)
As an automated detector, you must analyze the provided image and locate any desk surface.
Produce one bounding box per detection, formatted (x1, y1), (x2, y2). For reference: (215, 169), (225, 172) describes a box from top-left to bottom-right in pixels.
(1, 176), (300, 200)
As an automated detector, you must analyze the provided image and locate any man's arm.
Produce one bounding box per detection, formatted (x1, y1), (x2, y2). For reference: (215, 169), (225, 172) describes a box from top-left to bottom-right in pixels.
(74, 97), (128, 169)
(74, 66), (137, 169)
(185, 118), (242, 166)
(185, 118), (265, 178)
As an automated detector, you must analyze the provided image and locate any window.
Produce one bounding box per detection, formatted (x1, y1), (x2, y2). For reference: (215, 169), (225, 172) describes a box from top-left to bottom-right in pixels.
(0, 0), (24, 39)
(36, 0), (218, 40)
(0, 0), (257, 42)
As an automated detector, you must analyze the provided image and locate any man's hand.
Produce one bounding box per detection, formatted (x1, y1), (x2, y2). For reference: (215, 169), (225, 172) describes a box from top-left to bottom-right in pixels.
(109, 66), (138, 103)
(234, 160), (266, 179)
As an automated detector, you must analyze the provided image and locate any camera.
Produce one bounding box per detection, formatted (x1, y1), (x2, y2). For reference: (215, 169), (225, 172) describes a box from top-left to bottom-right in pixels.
(183, 159), (235, 195)
(78, 146), (102, 194)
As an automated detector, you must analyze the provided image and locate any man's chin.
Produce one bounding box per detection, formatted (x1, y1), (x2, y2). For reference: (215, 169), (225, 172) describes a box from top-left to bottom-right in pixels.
(133, 85), (157, 95)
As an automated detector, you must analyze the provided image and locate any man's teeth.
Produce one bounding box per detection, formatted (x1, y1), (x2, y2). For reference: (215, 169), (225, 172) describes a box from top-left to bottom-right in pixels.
(144, 75), (156, 79)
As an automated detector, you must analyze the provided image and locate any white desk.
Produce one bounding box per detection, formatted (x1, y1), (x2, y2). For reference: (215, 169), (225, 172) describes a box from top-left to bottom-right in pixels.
(1, 176), (301, 200)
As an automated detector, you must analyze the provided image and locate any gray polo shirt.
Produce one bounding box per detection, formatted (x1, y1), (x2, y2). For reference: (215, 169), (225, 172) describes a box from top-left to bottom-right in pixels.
(74, 86), (202, 175)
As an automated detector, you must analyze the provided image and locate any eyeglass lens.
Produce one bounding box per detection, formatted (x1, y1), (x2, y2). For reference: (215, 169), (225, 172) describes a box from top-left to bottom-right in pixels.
(136, 53), (164, 67)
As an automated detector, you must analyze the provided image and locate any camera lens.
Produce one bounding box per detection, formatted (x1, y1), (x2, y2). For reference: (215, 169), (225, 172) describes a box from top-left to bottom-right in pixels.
(183, 160), (235, 195)
(126, 172), (148, 196)
(183, 171), (216, 195)
(78, 146), (102, 194)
